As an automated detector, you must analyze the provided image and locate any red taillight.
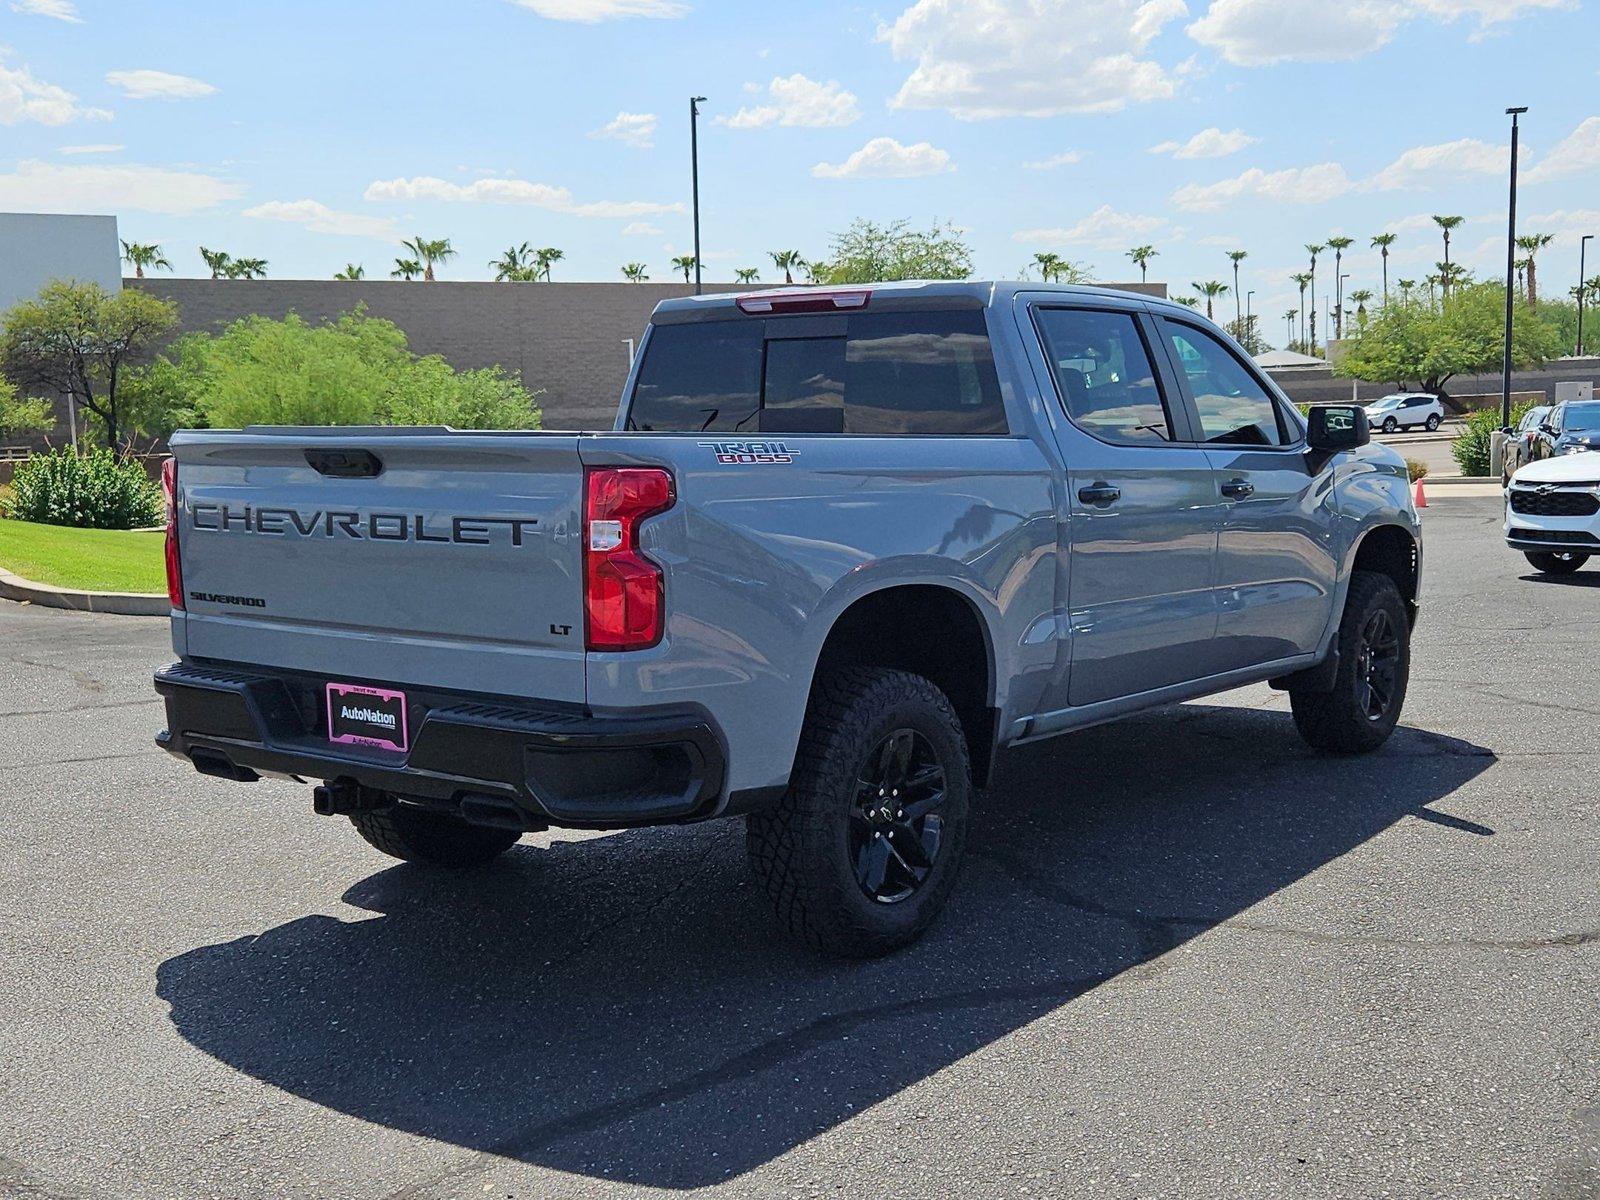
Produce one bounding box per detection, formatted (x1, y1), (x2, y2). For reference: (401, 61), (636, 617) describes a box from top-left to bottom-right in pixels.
(736, 289), (871, 315)
(162, 456), (183, 610)
(584, 467), (674, 651)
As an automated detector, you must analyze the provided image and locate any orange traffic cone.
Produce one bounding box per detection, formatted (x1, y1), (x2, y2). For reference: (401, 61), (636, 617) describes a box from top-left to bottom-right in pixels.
(1412, 476), (1427, 508)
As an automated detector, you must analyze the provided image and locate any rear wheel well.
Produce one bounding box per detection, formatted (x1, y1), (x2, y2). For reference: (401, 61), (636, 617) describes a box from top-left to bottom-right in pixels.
(1352, 524), (1419, 618)
(810, 586), (996, 786)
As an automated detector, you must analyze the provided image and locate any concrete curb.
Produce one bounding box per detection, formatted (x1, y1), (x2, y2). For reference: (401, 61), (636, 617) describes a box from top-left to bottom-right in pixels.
(0, 565), (168, 617)
(1425, 476), (1499, 486)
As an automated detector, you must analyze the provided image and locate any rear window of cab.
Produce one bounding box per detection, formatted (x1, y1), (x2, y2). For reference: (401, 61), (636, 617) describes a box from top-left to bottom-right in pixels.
(626, 310), (1008, 436)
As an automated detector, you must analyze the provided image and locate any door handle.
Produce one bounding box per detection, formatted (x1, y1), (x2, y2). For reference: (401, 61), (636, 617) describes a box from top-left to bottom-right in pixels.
(1220, 478), (1255, 500)
(1077, 482), (1121, 508)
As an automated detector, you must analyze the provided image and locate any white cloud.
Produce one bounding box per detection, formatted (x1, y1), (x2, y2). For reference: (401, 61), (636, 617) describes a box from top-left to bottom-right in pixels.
(364, 174), (684, 218)
(1187, 0), (1571, 65)
(621, 221), (663, 235)
(0, 52), (112, 125)
(1149, 126), (1257, 159)
(59, 143), (123, 155)
(243, 199), (400, 240)
(1525, 116), (1600, 184)
(1014, 204), (1172, 250)
(505, 0), (688, 19)
(589, 111), (657, 149)
(1171, 162), (1354, 210)
(0, 159), (242, 214)
(1370, 137), (1507, 188)
(11, 0), (83, 21)
(717, 74), (861, 129)
(879, 0), (1187, 120)
(105, 69), (217, 100)
(811, 136), (953, 180)
(1022, 150), (1084, 170)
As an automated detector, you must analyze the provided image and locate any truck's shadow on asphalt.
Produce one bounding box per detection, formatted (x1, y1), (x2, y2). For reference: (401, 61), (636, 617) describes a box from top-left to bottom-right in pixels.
(156, 703), (1494, 1189)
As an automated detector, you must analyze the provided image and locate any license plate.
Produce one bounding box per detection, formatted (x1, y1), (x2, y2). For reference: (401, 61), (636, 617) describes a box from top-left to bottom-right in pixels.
(326, 682), (409, 754)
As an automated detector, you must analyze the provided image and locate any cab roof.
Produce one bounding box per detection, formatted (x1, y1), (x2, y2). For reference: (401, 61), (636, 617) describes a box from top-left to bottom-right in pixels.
(650, 280), (1185, 324)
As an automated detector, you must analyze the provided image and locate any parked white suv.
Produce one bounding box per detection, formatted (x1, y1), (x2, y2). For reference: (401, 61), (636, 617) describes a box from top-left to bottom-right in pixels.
(1504, 450), (1600, 575)
(1364, 393), (1444, 433)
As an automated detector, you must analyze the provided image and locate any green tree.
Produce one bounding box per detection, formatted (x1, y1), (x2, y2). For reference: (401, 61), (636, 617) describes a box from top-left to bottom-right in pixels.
(391, 258), (423, 281)
(1291, 272), (1312, 349)
(1326, 236), (1353, 338)
(0, 374), (54, 437)
(379, 357), (541, 429)
(1305, 244), (1324, 353)
(534, 247), (564, 282)
(120, 240), (171, 279)
(768, 249), (803, 284)
(402, 236), (456, 281)
(1127, 244), (1157, 283)
(1348, 288), (1374, 332)
(1192, 280), (1229, 320)
(622, 262), (650, 283)
(1226, 249), (1247, 327)
(1432, 215), (1464, 272)
(0, 281), (178, 449)
(1173, 295), (1199, 308)
(491, 243), (535, 282)
(1033, 251), (1063, 282)
(813, 218), (973, 284)
(334, 263), (366, 280)
(199, 246), (231, 279)
(670, 255), (699, 283)
(1371, 232), (1397, 302)
(1335, 282), (1562, 400)
(734, 267), (760, 284)
(1515, 233), (1554, 307)
(223, 257), (268, 279)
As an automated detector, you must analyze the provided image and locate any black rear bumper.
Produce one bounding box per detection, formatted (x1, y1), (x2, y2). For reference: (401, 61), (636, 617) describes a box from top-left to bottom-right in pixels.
(154, 662), (727, 830)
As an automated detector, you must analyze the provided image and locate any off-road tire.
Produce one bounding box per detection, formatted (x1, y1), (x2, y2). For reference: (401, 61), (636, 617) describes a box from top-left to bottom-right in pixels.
(746, 667), (971, 958)
(1291, 570), (1410, 754)
(350, 804), (520, 868)
(1524, 551), (1588, 575)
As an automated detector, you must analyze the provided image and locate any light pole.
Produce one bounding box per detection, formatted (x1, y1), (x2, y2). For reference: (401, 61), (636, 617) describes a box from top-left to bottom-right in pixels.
(689, 95), (706, 296)
(1502, 106), (1528, 430)
(1579, 234), (1593, 356)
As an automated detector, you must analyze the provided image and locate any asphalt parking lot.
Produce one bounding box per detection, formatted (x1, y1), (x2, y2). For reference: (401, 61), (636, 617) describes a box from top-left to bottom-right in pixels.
(1, 494), (1595, 1200)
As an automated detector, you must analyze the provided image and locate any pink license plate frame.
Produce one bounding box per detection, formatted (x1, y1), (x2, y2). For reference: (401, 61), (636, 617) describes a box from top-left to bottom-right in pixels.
(325, 682), (409, 754)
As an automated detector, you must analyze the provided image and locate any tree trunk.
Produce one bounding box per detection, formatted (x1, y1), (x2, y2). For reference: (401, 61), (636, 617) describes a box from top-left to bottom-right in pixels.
(1527, 259), (1539, 307)
(425, 264), (435, 282)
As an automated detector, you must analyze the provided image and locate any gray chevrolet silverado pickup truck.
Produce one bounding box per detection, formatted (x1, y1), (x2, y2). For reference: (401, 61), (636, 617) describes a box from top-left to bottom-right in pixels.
(155, 281), (1421, 956)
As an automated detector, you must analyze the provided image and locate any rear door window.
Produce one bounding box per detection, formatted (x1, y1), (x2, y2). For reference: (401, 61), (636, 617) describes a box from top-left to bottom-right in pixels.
(627, 310), (1007, 435)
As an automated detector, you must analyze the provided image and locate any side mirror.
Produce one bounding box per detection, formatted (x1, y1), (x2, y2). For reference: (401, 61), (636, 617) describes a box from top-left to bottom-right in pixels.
(1307, 404), (1370, 452)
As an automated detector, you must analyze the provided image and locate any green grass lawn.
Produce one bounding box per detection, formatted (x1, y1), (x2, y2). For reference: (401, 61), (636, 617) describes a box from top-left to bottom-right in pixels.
(0, 518), (166, 593)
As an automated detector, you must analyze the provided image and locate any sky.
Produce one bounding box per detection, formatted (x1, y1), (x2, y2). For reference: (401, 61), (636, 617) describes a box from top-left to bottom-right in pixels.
(1, 0), (1598, 337)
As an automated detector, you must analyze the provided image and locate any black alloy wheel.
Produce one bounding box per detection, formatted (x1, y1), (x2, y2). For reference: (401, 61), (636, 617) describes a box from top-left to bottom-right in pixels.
(849, 728), (948, 904)
(1354, 608), (1400, 722)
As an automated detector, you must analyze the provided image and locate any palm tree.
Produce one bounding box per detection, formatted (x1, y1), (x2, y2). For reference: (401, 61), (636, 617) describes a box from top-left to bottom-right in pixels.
(1033, 251), (1064, 282)
(1173, 295), (1199, 308)
(1326, 236), (1353, 339)
(491, 243), (534, 282)
(1348, 289), (1374, 332)
(1371, 232), (1397, 302)
(670, 255), (700, 284)
(1226, 249), (1247, 327)
(120, 240), (171, 279)
(1515, 232), (1554, 306)
(734, 268), (760, 284)
(402, 235), (456, 282)
(199, 246), (231, 279)
(1437, 261), (1468, 299)
(390, 258), (423, 281)
(534, 247), (564, 282)
(1127, 244), (1158, 284)
(1432, 215), (1463, 271)
(768, 249), (803, 284)
(1284, 309), (1297, 348)
(1397, 278), (1416, 300)
(1424, 274), (1440, 306)
(224, 257), (268, 280)
(1192, 280), (1228, 320)
(334, 263), (365, 280)
(622, 262), (650, 283)
(1291, 272), (1312, 348)
(1304, 244), (1324, 353)
(1514, 257), (1531, 297)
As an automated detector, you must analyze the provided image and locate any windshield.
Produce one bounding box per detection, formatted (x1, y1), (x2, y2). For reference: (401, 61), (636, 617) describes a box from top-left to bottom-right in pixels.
(1563, 402), (1600, 432)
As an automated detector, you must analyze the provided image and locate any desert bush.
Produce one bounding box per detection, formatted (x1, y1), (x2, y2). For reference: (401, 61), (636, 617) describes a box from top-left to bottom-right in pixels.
(3, 448), (162, 529)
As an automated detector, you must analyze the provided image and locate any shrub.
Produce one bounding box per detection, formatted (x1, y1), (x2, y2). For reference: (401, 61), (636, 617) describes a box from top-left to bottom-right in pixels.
(3, 448), (162, 530)
(1405, 458), (1429, 482)
(1451, 402), (1536, 477)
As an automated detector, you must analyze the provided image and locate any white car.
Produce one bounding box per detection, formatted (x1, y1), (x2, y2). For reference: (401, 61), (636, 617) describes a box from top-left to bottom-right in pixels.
(1364, 392), (1444, 433)
(1504, 450), (1600, 575)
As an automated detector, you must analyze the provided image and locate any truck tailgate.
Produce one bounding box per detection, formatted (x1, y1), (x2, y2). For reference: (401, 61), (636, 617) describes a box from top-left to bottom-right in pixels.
(171, 429), (587, 704)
